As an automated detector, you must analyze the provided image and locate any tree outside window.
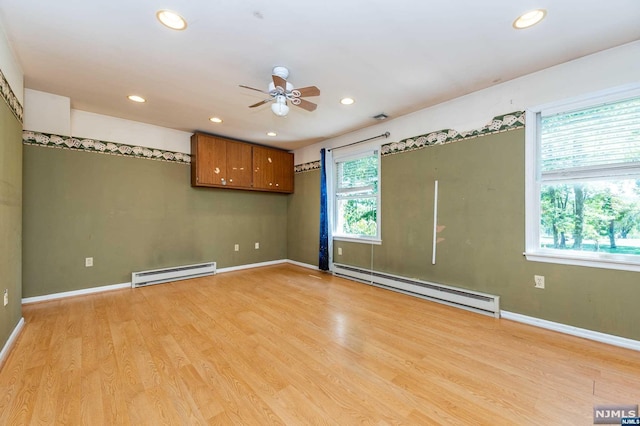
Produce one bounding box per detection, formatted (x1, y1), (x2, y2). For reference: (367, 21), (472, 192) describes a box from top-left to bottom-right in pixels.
(526, 86), (640, 270)
(334, 151), (380, 240)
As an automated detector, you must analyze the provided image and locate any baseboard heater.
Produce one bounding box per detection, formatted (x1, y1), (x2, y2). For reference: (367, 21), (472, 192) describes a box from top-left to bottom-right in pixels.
(131, 261), (216, 288)
(333, 263), (500, 317)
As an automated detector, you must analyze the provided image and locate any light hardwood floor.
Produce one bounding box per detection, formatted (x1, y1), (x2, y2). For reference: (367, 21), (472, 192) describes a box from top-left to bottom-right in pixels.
(1, 264), (639, 425)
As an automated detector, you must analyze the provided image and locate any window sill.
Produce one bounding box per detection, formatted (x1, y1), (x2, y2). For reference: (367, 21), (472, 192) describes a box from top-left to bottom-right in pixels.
(333, 236), (382, 245)
(524, 251), (640, 273)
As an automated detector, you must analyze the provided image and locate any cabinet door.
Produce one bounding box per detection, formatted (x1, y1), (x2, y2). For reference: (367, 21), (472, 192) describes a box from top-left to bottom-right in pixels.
(253, 146), (294, 193)
(274, 150), (294, 193)
(193, 134), (226, 186)
(252, 146), (275, 190)
(225, 140), (252, 188)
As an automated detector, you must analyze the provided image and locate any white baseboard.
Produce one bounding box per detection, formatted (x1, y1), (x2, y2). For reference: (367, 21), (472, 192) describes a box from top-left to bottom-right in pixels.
(21, 260), (297, 304)
(14, 267), (640, 354)
(22, 282), (131, 304)
(217, 259), (288, 274)
(501, 311), (640, 352)
(0, 317), (25, 369)
(286, 259), (319, 270)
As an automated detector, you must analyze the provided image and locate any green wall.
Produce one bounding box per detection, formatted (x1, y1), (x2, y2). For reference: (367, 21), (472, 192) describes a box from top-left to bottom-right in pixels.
(287, 170), (320, 266)
(22, 145), (288, 297)
(327, 129), (639, 341)
(0, 98), (22, 349)
(20, 125), (640, 341)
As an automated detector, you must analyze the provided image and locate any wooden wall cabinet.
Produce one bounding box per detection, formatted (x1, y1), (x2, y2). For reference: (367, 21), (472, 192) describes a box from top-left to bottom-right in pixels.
(252, 146), (294, 193)
(191, 133), (293, 193)
(191, 133), (252, 189)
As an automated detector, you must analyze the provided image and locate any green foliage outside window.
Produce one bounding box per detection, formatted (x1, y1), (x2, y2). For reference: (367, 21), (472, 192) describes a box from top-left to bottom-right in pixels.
(540, 180), (640, 254)
(539, 95), (640, 256)
(337, 198), (377, 236)
(335, 153), (379, 238)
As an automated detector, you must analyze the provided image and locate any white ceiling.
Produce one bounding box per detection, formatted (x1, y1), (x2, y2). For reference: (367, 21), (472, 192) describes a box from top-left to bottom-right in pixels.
(1, 1), (639, 150)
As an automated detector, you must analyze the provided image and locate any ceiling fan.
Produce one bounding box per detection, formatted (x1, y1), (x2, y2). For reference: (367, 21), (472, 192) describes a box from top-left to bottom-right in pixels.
(240, 66), (320, 117)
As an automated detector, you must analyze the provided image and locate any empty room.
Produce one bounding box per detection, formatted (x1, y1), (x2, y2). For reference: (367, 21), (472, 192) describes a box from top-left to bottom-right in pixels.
(1, 1), (640, 424)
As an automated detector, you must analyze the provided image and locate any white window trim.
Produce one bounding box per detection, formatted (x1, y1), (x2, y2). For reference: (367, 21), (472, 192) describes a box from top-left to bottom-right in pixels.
(333, 235), (382, 245)
(524, 82), (640, 272)
(330, 145), (382, 245)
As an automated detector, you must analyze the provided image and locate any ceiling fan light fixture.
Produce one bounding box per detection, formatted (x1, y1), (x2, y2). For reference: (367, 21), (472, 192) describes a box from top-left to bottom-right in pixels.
(340, 97), (355, 105)
(241, 66), (319, 114)
(156, 9), (187, 30)
(513, 9), (546, 29)
(271, 95), (289, 117)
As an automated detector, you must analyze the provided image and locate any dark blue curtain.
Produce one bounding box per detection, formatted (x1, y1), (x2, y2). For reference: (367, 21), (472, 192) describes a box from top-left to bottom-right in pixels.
(319, 148), (329, 271)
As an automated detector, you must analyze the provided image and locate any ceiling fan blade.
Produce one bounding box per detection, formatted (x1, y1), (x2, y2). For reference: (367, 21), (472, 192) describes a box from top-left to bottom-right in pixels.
(294, 86), (320, 97)
(249, 99), (272, 108)
(294, 98), (317, 112)
(272, 74), (287, 92)
(239, 84), (268, 94)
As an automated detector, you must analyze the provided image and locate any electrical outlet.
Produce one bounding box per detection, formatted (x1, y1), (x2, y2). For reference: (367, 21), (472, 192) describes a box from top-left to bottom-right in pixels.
(255, 242), (259, 249)
(3, 289), (8, 306)
(534, 275), (545, 289)
(234, 244), (239, 252)
(85, 257), (93, 267)
(338, 247), (343, 255)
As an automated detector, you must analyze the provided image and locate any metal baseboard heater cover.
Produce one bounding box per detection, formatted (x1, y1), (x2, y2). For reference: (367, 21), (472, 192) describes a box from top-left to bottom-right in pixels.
(333, 263), (500, 317)
(132, 261), (216, 288)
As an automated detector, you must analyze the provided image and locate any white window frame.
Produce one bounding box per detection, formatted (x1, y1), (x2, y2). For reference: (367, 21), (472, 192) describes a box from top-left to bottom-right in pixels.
(331, 146), (382, 245)
(525, 83), (640, 272)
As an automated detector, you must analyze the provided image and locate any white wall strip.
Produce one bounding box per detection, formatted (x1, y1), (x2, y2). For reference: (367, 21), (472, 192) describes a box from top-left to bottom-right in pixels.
(501, 311), (640, 352)
(286, 259), (320, 270)
(0, 317), (25, 369)
(22, 282), (131, 304)
(432, 180), (439, 265)
(215, 259), (288, 274)
(21, 260), (306, 303)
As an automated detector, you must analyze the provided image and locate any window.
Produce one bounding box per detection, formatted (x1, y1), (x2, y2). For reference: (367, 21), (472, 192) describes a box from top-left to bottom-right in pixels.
(333, 149), (381, 243)
(525, 84), (640, 271)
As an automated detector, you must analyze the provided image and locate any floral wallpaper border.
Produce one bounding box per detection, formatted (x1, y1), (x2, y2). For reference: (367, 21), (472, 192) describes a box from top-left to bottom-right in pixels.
(294, 160), (321, 174)
(0, 68), (23, 124)
(380, 111), (525, 156)
(293, 111), (525, 171)
(23, 131), (191, 164)
(23, 112), (523, 170)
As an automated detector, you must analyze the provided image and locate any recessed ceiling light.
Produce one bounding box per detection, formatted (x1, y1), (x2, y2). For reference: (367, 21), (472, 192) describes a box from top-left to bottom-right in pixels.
(340, 97), (355, 105)
(127, 95), (146, 103)
(209, 117), (223, 123)
(266, 131), (277, 137)
(513, 9), (547, 29)
(156, 9), (187, 30)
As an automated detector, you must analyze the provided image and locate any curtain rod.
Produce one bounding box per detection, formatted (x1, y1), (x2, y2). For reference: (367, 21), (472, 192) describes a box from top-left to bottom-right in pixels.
(327, 132), (390, 152)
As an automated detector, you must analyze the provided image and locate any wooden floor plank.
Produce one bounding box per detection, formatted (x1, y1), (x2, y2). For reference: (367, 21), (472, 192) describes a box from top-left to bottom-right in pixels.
(1, 264), (639, 425)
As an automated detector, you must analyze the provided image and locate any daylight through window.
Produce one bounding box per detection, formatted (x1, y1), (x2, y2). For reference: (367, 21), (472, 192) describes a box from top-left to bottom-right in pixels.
(526, 87), (640, 270)
(334, 150), (380, 241)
